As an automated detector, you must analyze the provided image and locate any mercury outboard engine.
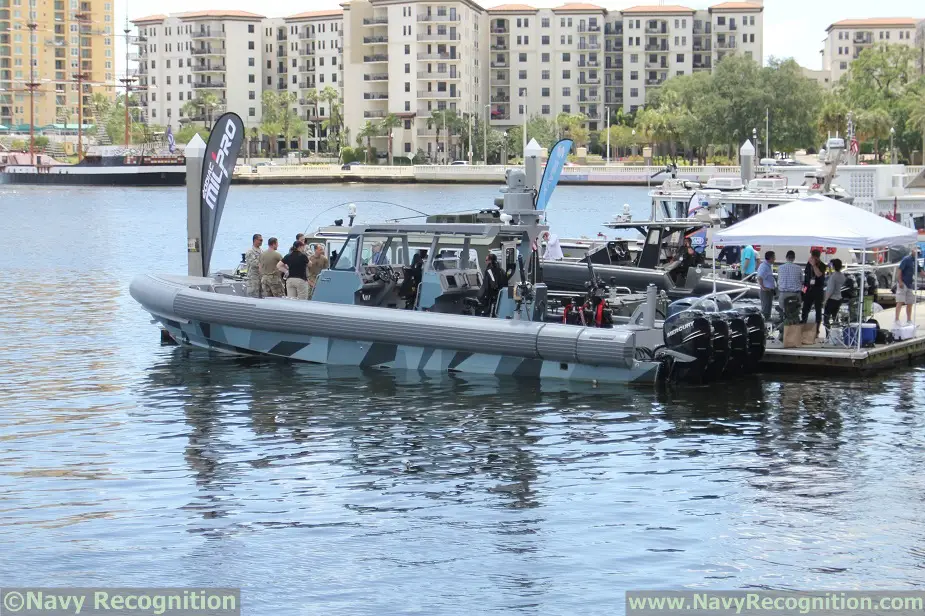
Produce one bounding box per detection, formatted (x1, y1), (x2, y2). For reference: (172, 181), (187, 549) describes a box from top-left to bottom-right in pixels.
(703, 313), (730, 380)
(738, 305), (766, 370)
(722, 309), (748, 376)
(663, 309), (712, 383)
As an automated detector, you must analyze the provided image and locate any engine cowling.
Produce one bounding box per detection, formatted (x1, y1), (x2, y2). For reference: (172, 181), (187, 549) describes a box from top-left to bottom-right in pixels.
(738, 305), (766, 370)
(722, 309), (748, 376)
(704, 313), (730, 380)
(663, 309), (712, 384)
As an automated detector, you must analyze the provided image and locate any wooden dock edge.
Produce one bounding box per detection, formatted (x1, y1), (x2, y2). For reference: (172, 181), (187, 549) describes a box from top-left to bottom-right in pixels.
(760, 334), (925, 374)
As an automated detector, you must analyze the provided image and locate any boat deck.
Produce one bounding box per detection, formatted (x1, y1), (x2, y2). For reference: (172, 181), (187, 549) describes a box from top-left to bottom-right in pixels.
(760, 308), (925, 373)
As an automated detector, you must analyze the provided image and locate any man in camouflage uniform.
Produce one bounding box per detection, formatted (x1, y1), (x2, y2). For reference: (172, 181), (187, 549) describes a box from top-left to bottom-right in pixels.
(259, 237), (285, 298)
(245, 234), (263, 297)
(307, 243), (329, 300)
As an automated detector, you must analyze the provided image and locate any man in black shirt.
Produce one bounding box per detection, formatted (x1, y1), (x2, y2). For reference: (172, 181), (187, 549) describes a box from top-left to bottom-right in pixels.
(282, 241), (310, 300)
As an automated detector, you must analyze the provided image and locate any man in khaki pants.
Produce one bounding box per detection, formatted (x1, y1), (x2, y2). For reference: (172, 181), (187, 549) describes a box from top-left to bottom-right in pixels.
(307, 244), (329, 300)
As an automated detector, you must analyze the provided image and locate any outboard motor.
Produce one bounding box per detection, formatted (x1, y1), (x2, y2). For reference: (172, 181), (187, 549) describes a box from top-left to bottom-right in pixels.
(722, 309), (748, 376)
(713, 294), (734, 312)
(703, 313), (730, 381)
(662, 309), (713, 384)
(738, 305), (766, 370)
(667, 297), (698, 318)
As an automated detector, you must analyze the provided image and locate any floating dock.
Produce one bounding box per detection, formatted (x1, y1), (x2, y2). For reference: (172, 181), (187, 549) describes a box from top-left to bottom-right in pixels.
(760, 309), (925, 373)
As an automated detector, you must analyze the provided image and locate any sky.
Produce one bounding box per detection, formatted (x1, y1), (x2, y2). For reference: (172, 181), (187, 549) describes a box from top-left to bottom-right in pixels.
(116, 0), (922, 73)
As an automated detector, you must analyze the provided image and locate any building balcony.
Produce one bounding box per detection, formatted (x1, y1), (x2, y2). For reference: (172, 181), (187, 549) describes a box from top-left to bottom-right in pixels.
(578, 60), (600, 68)
(363, 54), (388, 63)
(417, 90), (460, 99)
(645, 26), (668, 35)
(364, 110), (386, 118)
(716, 39), (736, 49)
(490, 26), (509, 34)
(578, 42), (601, 50)
(854, 34), (873, 45)
(604, 24), (623, 35)
(417, 52), (460, 61)
(192, 64), (226, 73)
(298, 64), (314, 73)
(363, 92), (388, 100)
(417, 32), (461, 42)
(693, 24), (712, 34)
(490, 60), (509, 68)
(364, 73), (388, 81)
(362, 17), (388, 26)
(578, 24), (601, 33)
(645, 44), (668, 52)
(418, 70), (460, 79)
(491, 93), (510, 102)
(417, 13), (460, 22)
(693, 43), (712, 51)
(490, 107), (509, 120)
(578, 76), (601, 84)
(490, 42), (508, 50)
(191, 47), (224, 56)
(193, 81), (225, 89)
(191, 30), (224, 39)
(298, 81), (315, 89)
(646, 61), (669, 70)
(645, 78), (665, 86)
(363, 36), (388, 45)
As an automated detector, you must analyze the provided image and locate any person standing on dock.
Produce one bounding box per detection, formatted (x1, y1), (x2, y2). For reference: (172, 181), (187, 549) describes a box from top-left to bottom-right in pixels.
(259, 237), (285, 298)
(740, 245), (757, 279)
(778, 251), (804, 319)
(756, 251), (776, 322)
(823, 258), (846, 331)
(894, 247), (919, 325)
(283, 241), (310, 300)
(307, 244), (329, 300)
(245, 234), (263, 298)
(802, 249), (826, 333)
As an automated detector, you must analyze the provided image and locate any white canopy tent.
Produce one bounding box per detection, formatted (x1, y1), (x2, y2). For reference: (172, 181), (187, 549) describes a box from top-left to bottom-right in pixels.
(714, 195), (917, 249)
(713, 195), (918, 350)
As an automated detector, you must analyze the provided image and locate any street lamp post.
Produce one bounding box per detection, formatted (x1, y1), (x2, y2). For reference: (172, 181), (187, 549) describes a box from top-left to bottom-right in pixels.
(752, 127), (759, 172)
(890, 126), (895, 164)
(27, 22), (37, 165)
(604, 105), (610, 165)
(483, 103), (489, 165)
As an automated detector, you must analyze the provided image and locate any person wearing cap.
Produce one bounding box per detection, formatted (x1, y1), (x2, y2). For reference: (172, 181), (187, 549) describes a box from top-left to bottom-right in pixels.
(258, 237), (285, 298)
(895, 246), (920, 325)
(245, 233), (263, 298)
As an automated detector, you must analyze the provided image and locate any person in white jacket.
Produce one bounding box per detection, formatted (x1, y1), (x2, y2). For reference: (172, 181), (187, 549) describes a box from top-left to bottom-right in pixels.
(542, 231), (564, 261)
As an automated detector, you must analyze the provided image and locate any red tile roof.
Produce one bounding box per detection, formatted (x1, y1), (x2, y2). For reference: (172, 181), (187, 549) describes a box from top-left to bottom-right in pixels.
(286, 9), (344, 20)
(709, 2), (763, 11)
(621, 5), (695, 14)
(131, 14), (167, 24)
(178, 10), (265, 20)
(827, 17), (919, 30)
(553, 3), (605, 11)
(487, 3), (538, 12)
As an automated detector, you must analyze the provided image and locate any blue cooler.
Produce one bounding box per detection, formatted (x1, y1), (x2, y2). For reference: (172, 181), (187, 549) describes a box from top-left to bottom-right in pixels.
(844, 323), (878, 346)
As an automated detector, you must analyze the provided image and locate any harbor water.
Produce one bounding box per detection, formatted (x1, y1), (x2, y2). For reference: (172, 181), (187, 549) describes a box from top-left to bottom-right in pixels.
(2, 184), (925, 615)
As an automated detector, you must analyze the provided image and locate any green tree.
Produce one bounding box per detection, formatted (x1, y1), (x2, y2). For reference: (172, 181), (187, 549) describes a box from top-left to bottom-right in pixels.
(357, 120), (381, 164)
(379, 113), (402, 165)
(427, 109), (447, 163)
(857, 107), (892, 162)
(817, 94), (849, 140)
(318, 86), (344, 157)
(906, 94), (925, 164)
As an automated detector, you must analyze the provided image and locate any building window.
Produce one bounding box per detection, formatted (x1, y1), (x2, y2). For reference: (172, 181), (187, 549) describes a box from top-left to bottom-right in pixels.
(405, 63), (410, 73)
(742, 33), (747, 43)
(677, 70), (684, 76)
(541, 87), (550, 96)
(562, 87), (570, 96)
(249, 74), (255, 83)
(630, 88), (638, 97)
(542, 70), (550, 80)
(249, 24), (255, 33)
(249, 107), (255, 116)
(405, 44), (410, 54)
(717, 16), (725, 25)
(542, 17), (549, 28)
(404, 142), (411, 153)
(519, 53), (527, 62)
(541, 104), (550, 114)
(562, 52), (570, 61)
(248, 41), (254, 49)
(630, 53), (638, 63)
(541, 35), (549, 45)
(677, 53), (684, 62)
(840, 62), (847, 70)
(542, 53), (550, 62)
(750, 33), (755, 43)
(562, 104), (570, 113)
(404, 120), (411, 129)
(519, 70), (527, 79)
(562, 69), (570, 79)
(630, 70), (638, 80)
(249, 91), (255, 99)
(405, 101), (411, 111)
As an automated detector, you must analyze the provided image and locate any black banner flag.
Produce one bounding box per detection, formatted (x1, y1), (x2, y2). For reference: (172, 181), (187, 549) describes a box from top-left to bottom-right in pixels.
(200, 112), (244, 276)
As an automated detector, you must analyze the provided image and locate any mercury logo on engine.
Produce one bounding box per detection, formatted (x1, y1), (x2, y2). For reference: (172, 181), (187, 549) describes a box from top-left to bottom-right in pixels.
(201, 119), (238, 211)
(667, 320), (696, 338)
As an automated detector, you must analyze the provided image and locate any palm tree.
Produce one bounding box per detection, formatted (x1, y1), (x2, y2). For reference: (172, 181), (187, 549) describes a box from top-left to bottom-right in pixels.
(379, 113), (402, 165)
(318, 86), (342, 156)
(857, 108), (892, 162)
(906, 96), (925, 165)
(357, 120), (380, 164)
(817, 97), (848, 140)
(428, 109), (447, 163)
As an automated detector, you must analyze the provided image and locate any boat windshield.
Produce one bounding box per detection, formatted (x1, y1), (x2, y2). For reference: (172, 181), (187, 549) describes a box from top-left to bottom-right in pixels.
(333, 236), (360, 270)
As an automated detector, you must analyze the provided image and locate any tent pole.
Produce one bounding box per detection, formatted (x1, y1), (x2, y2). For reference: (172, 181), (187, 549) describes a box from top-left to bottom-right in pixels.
(858, 244), (865, 351)
(712, 243), (716, 296)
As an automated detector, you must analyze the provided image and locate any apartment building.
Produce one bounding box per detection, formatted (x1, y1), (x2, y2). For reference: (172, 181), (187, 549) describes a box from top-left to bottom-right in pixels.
(822, 17), (920, 83)
(1, 0), (115, 130)
(342, 0), (488, 163)
(487, 4), (606, 135)
(132, 10), (265, 131)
